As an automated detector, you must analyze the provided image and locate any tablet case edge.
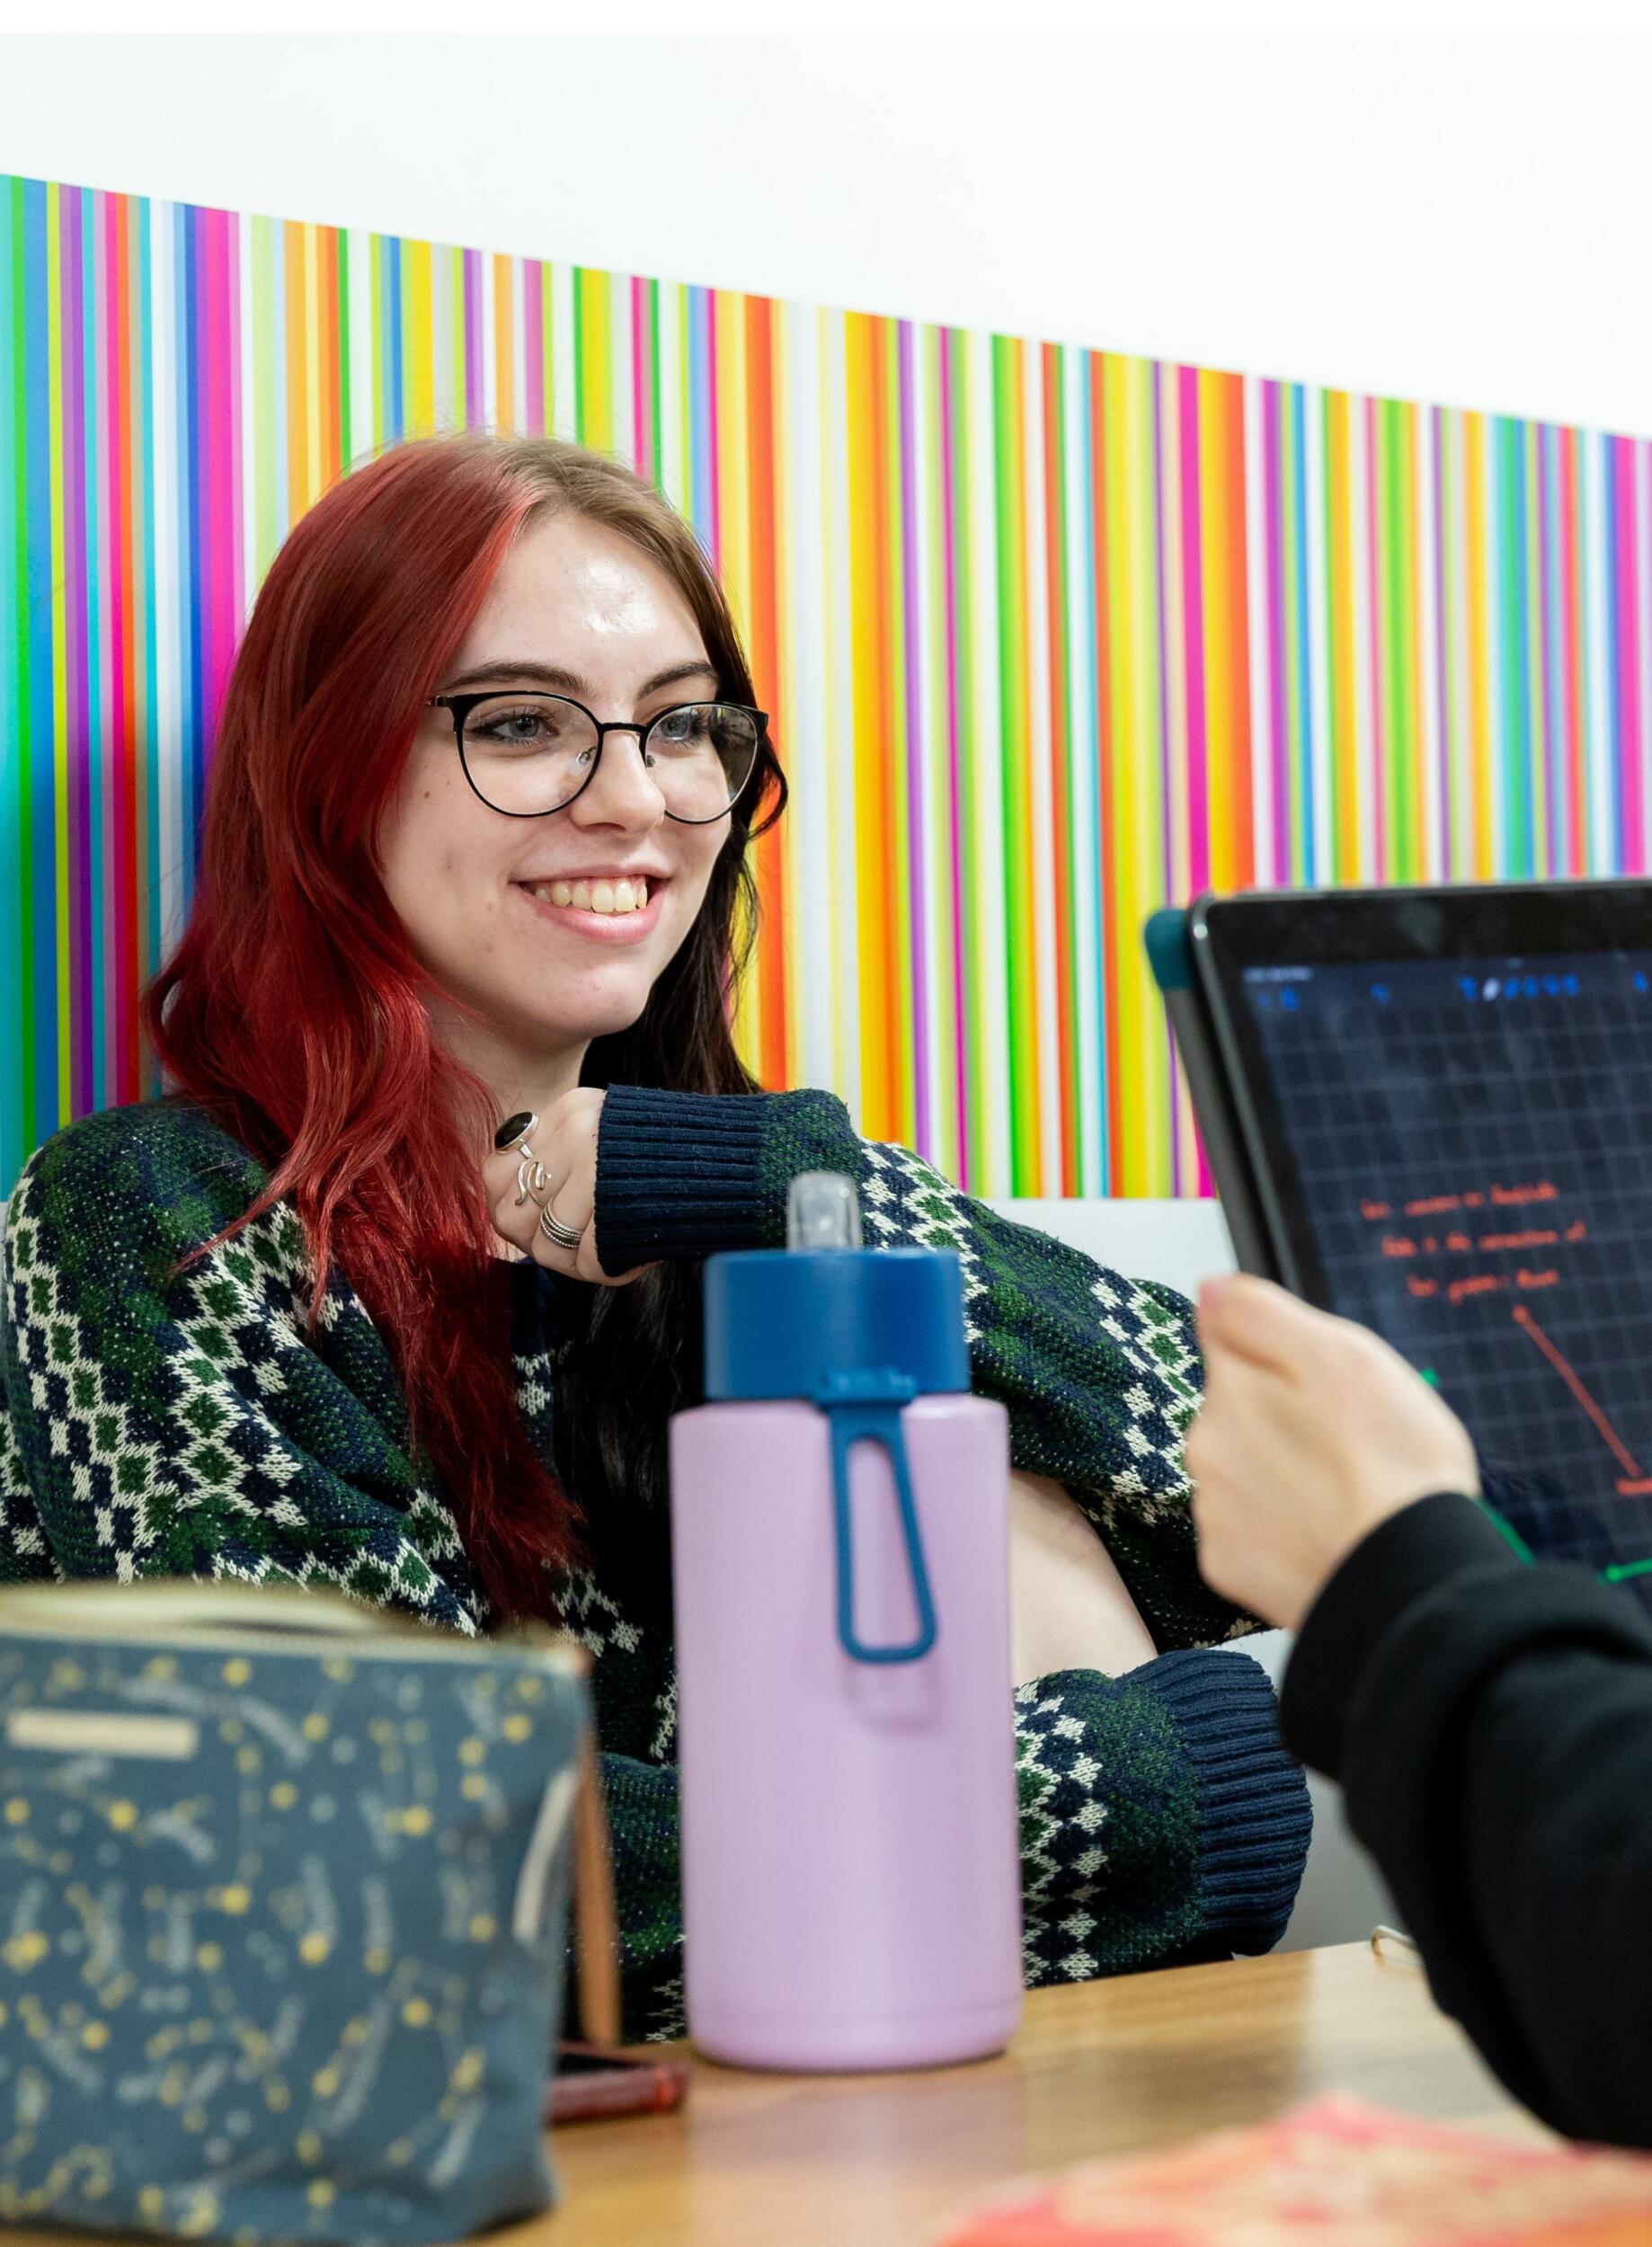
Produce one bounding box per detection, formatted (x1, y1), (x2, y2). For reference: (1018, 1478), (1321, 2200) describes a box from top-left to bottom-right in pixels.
(1143, 904), (1283, 1284)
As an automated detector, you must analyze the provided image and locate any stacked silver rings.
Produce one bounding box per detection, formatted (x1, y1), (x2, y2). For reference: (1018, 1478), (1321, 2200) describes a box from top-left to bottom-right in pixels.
(538, 1206), (584, 1252)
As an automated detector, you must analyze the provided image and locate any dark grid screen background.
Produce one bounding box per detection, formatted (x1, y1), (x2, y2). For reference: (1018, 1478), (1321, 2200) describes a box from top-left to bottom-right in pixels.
(1242, 952), (1652, 1583)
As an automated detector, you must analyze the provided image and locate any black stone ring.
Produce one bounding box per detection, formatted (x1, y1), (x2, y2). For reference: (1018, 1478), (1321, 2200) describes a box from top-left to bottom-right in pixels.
(493, 1111), (537, 1152)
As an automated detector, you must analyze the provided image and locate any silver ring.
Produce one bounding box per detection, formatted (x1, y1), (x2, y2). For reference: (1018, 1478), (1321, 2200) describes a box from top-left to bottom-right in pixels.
(514, 1155), (548, 1208)
(539, 1205), (583, 1253)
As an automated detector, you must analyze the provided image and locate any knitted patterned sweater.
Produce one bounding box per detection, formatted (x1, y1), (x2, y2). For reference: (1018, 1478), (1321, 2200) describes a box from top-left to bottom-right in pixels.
(0, 1088), (1310, 2038)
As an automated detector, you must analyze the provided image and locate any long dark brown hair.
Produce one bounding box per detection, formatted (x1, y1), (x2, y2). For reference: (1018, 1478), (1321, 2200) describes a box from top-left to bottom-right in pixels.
(144, 433), (786, 1622)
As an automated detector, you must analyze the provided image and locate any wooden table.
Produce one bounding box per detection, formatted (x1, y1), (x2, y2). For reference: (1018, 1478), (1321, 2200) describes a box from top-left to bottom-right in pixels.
(509, 1941), (1534, 2246)
(0, 1941), (1530, 2247)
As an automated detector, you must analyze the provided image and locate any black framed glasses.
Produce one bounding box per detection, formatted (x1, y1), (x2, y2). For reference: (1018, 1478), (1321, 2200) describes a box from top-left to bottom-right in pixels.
(425, 690), (768, 825)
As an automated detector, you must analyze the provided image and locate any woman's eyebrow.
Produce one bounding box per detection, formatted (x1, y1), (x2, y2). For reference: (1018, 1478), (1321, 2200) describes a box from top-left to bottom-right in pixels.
(441, 660), (587, 695)
(637, 659), (720, 697)
(439, 657), (718, 698)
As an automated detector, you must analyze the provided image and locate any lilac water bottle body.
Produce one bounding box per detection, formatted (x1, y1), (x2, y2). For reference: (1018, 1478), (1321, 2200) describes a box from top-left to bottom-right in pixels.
(670, 1391), (1023, 2072)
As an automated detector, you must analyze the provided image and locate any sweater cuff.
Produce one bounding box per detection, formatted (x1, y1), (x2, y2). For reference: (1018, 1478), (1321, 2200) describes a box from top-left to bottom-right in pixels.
(595, 1087), (774, 1271)
(1280, 1491), (1521, 1782)
(1138, 1647), (1312, 1956)
(595, 1084), (867, 1273)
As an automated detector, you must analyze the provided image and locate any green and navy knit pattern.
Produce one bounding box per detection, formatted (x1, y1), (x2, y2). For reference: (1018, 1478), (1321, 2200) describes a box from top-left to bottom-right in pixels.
(1, 1091), (1309, 2038)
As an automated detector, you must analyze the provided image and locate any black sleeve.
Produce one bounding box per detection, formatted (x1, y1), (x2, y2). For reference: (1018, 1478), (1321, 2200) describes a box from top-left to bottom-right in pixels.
(1280, 1490), (1652, 2147)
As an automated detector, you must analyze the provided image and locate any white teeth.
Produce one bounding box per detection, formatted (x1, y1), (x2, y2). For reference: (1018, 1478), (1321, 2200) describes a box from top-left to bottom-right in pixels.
(528, 877), (651, 916)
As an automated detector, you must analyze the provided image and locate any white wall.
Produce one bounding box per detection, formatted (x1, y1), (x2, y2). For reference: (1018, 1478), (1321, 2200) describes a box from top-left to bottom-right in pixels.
(4, 33), (1651, 439)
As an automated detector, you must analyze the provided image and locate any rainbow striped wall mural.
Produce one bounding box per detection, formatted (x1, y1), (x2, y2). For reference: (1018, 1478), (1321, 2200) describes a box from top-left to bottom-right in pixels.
(3, 172), (1651, 1205)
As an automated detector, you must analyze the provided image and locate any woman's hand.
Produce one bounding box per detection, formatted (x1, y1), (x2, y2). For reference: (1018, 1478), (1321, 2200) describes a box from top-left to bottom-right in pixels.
(486, 1090), (652, 1287)
(1008, 1471), (1159, 1683)
(1187, 1274), (1480, 1631)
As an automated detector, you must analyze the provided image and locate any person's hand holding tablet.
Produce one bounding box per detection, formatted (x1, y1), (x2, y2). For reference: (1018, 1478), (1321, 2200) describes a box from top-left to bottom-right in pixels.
(1187, 1276), (1482, 1630)
(1164, 894), (1652, 2154)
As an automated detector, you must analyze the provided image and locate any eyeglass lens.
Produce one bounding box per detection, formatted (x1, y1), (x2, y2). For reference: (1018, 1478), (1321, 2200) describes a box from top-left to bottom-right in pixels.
(458, 696), (759, 822)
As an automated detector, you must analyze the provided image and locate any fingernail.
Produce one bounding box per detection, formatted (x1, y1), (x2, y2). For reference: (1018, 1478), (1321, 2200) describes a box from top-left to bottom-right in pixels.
(494, 1111), (537, 1151)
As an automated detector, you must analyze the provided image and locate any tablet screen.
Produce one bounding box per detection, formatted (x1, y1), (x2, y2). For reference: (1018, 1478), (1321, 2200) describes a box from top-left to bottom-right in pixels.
(1239, 948), (1652, 1577)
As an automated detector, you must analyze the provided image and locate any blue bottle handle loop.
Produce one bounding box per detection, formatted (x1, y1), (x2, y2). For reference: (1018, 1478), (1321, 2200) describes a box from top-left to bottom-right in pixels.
(813, 1369), (938, 1665)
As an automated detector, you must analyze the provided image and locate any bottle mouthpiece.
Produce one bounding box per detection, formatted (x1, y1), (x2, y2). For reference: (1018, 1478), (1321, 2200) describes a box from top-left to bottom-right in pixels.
(786, 1172), (864, 1252)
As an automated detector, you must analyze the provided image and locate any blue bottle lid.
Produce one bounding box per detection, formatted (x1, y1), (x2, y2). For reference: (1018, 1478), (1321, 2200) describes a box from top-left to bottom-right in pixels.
(702, 1173), (970, 1402)
(701, 1176), (965, 1665)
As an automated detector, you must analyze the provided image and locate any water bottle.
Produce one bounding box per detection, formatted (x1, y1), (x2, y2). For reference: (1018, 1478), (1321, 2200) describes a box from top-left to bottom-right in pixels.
(669, 1172), (1023, 2072)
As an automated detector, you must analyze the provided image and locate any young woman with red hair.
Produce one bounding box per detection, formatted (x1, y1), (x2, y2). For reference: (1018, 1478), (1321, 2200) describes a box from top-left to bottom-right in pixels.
(0, 435), (1308, 2036)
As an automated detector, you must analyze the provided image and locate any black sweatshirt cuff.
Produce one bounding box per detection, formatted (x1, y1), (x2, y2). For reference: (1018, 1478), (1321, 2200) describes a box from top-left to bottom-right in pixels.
(594, 1086), (775, 1270)
(1143, 1648), (1313, 1954)
(1281, 1492), (1526, 1781)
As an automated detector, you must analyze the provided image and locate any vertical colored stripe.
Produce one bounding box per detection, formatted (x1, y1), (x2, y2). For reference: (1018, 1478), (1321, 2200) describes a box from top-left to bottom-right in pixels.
(4, 168), (1652, 1205)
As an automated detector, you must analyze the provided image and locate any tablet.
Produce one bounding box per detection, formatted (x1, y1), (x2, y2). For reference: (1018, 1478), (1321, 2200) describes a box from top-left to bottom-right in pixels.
(1147, 882), (1652, 1586)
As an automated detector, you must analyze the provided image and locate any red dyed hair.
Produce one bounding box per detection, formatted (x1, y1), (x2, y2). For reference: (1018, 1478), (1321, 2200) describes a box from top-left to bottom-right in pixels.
(144, 436), (783, 1621)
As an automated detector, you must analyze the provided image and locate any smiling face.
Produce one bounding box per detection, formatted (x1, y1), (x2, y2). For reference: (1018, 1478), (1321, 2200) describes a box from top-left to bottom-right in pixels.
(377, 506), (733, 1094)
